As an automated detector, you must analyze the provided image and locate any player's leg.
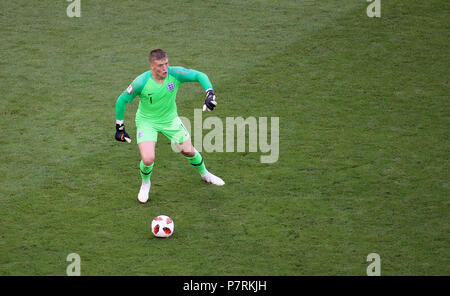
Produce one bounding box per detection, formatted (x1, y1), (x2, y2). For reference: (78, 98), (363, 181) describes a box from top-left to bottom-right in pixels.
(137, 141), (155, 204)
(178, 138), (206, 176)
(162, 117), (225, 186)
(138, 140), (155, 183)
(178, 138), (225, 186)
(136, 121), (158, 204)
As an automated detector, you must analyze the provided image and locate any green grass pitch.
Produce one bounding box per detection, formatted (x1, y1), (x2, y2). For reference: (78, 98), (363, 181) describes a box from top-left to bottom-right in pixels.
(0, 0), (448, 275)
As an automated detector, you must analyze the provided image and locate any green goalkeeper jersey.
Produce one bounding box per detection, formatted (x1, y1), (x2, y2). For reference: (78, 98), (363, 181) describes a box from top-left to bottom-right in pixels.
(116, 66), (213, 124)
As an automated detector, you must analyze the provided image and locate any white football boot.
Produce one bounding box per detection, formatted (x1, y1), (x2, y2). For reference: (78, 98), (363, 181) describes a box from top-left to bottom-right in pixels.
(201, 171), (225, 186)
(138, 180), (151, 204)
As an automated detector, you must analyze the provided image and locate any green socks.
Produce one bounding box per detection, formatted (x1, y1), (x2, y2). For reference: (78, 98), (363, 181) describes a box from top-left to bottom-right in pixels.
(139, 150), (206, 183)
(185, 150), (208, 176)
(140, 160), (154, 184)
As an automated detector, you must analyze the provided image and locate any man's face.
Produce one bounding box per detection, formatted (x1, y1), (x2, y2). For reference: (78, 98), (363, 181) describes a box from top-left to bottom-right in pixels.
(150, 57), (169, 80)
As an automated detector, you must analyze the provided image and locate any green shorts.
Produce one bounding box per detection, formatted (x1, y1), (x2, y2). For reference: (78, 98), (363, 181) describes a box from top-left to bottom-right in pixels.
(135, 117), (190, 144)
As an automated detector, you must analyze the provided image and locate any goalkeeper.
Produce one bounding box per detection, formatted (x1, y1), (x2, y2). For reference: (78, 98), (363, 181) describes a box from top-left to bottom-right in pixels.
(115, 49), (225, 204)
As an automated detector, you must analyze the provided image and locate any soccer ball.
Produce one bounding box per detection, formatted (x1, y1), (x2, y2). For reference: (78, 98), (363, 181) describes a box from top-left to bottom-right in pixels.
(151, 215), (174, 238)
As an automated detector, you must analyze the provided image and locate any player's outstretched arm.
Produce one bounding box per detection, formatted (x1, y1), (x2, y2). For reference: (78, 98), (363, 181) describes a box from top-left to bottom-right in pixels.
(169, 66), (218, 111)
(115, 94), (132, 143)
(114, 72), (148, 143)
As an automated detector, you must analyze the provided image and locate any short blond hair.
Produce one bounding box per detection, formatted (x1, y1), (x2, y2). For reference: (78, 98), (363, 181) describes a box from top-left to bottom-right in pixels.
(149, 49), (167, 62)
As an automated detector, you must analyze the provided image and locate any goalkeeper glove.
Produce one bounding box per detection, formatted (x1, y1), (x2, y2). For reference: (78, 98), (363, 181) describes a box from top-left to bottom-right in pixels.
(203, 89), (217, 111)
(115, 122), (131, 143)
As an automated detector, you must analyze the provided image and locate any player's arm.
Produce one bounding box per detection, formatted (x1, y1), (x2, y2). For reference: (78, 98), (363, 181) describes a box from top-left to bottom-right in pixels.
(115, 72), (148, 142)
(169, 66), (217, 111)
